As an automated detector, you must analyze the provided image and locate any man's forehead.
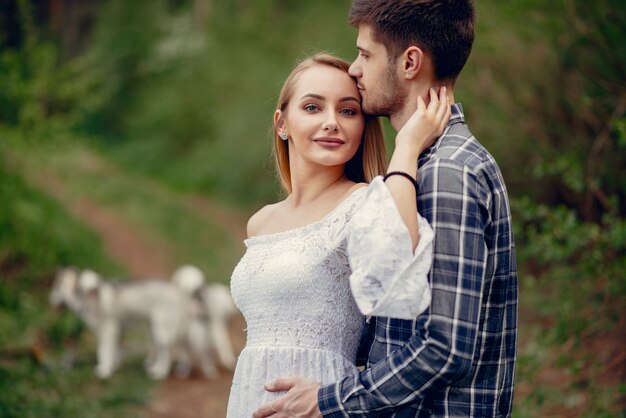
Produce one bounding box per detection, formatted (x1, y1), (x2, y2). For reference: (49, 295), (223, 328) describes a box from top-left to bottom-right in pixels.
(356, 24), (384, 52)
(356, 24), (373, 45)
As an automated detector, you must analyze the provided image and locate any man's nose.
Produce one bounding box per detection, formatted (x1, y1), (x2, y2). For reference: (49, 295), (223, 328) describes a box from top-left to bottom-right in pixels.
(348, 61), (360, 78)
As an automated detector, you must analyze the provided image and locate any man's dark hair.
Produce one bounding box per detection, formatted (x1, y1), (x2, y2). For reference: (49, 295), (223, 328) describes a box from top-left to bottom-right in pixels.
(349, 0), (475, 82)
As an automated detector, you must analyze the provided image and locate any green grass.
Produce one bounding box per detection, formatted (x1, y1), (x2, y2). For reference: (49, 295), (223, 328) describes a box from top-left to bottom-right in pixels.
(0, 131), (152, 417)
(513, 263), (626, 418)
(0, 296), (151, 418)
(8, 135), (246, 283)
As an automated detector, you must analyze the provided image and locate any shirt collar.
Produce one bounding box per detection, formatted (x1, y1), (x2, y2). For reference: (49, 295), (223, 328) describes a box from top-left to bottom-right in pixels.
(447, 102), (465, 127)
(420, 102), (465, 159)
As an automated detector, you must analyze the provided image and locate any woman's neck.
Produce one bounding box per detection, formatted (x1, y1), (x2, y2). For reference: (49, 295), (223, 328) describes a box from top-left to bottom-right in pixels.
(288, 163), (349, 207)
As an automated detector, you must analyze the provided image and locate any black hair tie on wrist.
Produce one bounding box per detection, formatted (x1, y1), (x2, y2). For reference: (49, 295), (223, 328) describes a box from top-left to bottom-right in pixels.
(383, 171), (419, 194)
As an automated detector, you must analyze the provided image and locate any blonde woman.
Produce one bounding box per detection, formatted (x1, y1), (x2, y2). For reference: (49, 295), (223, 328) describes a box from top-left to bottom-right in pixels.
(227, 53), (449, 417)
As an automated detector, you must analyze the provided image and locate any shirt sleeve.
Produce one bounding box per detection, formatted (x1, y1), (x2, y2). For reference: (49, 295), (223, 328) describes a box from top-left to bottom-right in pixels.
(347, 176), (433, 320)
(319, 159), (490, 416)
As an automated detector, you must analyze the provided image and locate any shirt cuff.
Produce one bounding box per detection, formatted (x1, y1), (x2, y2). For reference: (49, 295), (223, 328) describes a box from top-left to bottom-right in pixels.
(318, 382), (350, 418)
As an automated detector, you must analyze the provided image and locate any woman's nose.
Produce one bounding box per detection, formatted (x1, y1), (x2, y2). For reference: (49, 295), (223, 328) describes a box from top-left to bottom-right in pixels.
(323, 113), (339, 133)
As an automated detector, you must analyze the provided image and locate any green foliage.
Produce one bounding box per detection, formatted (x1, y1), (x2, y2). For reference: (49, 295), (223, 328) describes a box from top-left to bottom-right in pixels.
(62, 0), (360, 206)
(0, 149), (119, 281)
(0, 0), (96, 142)
(0, 347), (150, 418)
(0, 133), (150, 416)
(72, 0), (167, 137)
(474, 4), (626, 410)
(0, 0), (625, 416)
(511, 193), (625, 415)
(469, 0), (626, 221)
(514, 196), (625, 336)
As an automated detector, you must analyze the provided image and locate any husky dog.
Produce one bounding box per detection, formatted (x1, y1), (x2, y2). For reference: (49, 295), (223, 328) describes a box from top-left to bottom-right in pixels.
(49, 267), (82, 315)
(50, 268), (195, 380)
(172, 265), (239, 372)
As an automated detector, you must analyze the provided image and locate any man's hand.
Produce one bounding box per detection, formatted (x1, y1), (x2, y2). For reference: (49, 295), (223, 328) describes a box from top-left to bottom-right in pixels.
(252, 377), (322, 418)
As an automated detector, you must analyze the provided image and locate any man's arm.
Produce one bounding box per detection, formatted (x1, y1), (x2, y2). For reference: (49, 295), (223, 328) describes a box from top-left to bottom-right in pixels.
(319, 159), (490, 416)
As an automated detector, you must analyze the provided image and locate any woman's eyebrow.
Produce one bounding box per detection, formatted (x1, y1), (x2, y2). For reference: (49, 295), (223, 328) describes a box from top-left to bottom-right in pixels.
(299, 93), (360, 104)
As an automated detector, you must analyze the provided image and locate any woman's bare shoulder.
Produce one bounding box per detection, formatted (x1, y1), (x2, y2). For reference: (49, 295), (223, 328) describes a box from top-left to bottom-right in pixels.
(343, 181), (368, 197)
(246, 201), (284, 238)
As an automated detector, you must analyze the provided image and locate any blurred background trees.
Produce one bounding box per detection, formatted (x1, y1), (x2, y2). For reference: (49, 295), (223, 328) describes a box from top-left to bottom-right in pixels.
(1, 0), (624, 416)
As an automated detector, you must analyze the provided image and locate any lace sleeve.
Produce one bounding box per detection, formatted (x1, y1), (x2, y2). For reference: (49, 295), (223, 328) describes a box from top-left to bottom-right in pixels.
(347, 176), (433, 320)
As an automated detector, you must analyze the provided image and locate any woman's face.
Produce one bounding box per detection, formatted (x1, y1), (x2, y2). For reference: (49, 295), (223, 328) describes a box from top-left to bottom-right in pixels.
(278, 65), (365, 171)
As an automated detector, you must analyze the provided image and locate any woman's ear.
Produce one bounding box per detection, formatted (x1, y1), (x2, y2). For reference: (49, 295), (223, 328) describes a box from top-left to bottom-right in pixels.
(274, 110), (285, 131)
(402, 46), (424, 80)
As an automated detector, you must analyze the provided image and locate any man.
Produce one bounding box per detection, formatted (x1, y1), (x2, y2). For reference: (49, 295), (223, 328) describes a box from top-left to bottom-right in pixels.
(254, 0), (518, 416)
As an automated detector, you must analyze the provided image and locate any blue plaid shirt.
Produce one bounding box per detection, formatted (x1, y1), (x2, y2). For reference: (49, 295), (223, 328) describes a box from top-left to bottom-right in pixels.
(318, 104), (518, 417)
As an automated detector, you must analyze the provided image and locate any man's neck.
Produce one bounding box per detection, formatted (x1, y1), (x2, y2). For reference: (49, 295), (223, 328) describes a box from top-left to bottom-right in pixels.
(389, 84), (455, 132)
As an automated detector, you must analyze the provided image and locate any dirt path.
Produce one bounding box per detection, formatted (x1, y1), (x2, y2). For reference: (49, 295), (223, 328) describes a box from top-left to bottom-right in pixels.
(23, 150), (248, 418)
(148, 314), (246, 418)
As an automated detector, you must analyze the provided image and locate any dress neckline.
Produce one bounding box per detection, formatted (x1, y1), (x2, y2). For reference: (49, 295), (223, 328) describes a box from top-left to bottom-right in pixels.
(244, 186), (367, 246)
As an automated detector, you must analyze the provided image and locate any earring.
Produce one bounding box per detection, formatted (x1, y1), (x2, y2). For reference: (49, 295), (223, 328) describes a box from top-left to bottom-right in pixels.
(279, 132), (288, 141)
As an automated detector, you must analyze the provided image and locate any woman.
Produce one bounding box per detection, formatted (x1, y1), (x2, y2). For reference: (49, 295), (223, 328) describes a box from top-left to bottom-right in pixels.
(227, 53), (449, 417)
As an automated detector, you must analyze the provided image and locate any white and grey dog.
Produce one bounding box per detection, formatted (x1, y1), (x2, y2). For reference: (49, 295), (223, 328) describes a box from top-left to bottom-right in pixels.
(172, 265), (239, 373)
(50, 268), (198, 380)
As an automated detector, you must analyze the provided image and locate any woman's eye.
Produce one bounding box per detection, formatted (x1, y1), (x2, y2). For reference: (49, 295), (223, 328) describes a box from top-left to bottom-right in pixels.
(304, 104), (319, 112)
(341, 108), (358, 116)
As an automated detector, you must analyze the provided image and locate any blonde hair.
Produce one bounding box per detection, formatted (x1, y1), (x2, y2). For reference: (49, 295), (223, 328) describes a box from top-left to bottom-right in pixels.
(273, 53), (387, 193)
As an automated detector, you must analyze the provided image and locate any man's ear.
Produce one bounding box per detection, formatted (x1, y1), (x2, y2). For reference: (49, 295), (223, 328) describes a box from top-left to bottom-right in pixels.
(402, 46), (425, 80)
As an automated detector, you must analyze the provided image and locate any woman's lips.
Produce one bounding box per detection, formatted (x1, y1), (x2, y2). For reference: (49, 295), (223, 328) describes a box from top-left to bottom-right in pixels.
(313, 137), (345, 147)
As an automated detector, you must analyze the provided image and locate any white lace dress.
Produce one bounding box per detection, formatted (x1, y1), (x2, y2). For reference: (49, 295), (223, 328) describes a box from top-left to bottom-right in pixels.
(226, 177), (434, 417)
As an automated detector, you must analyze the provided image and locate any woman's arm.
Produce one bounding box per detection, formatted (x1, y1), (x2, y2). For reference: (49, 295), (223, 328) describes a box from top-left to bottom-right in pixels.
(385, 87), (450, 250)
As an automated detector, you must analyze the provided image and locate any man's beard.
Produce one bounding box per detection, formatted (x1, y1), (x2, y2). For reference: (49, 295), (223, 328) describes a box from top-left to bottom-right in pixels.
(362, 63), (407, 117)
